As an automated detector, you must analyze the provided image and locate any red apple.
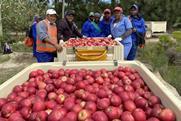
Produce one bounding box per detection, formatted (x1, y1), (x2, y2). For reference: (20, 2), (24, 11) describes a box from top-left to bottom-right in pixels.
(121, 111), (135, 121)
(110, 94), (122, 106)
(92, 111), (108, 121)
(85, 101), (97, 113)
(48, 92), (57, 100)
(124, 100), (136, 112)
(48, 108), (67, 121)
(35, 111), (48, 121)
(78, 109), (90, 121)
(105, 106), (122, 120)
(45, 100), (57, 109)
(97, 98), (110, 110)
(132, 108), (146, 121)
(56, 94), (66, 104)
(32, 100), (45, 112)
(159, 108), (176, 121)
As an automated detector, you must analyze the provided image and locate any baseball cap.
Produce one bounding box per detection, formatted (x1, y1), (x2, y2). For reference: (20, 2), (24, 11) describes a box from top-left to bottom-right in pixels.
(104, 9), (111, 14)
(66, 10), (75, 16)
(94, 12), (101, 17)
(130, 4), (139, 10)
(114, 7), (123, 13)
(46, 9), (57, 15)
(89, 12), (94, 17)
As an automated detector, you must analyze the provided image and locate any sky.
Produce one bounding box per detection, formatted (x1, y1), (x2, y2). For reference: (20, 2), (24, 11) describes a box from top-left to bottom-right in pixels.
(101, 0), (111, 4)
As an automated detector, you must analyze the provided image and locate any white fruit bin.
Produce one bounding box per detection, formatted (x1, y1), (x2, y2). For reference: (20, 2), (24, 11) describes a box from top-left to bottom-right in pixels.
(0, 61), (180, 120)
(57, 39), (124, 61)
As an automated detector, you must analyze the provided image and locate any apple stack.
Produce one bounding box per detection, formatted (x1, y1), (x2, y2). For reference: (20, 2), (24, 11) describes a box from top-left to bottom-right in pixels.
(0, 67), (176, 121)
(64, 38), (117, 47)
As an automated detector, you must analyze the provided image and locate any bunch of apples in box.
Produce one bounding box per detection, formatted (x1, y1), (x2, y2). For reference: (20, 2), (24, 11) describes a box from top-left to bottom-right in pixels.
(64, 38), (117, 47)
(0, 67), (176, 121)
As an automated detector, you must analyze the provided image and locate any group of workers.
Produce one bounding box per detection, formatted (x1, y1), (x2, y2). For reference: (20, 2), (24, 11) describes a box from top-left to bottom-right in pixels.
(29, 4), (146, 62)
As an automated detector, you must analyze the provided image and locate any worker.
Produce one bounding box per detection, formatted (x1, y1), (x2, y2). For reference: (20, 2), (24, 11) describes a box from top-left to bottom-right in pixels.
(127, 4), (146, 60)
(36, 9), (63, 62)
(29, 16), (42, 57)
(109, 7), (133, 59)
(81, 12), (101, 37)
(99, 9), (112, 37)
(3, 42), (12, 54)
(57, 10), (83, 42)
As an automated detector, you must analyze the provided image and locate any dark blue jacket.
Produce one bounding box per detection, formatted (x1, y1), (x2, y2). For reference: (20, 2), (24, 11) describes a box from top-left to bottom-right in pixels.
(99, 18), (112, 37)
(130, 16), (146, 41)
(81, 19), (101, 37)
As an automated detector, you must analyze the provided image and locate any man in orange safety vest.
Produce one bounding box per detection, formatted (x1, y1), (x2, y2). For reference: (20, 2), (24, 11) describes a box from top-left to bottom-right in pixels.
(36, 9), (63, 62)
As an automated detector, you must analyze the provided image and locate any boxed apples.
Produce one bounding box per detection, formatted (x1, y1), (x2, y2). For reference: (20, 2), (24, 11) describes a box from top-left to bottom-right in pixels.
(0, 61), (180, 120)
(57, 38), (124, 61)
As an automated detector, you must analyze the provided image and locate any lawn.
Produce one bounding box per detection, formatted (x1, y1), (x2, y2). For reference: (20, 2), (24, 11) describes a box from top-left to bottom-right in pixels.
(0, 54), (10, 63)
(137, 31), (181, 95)
(0, 66), (26, 84)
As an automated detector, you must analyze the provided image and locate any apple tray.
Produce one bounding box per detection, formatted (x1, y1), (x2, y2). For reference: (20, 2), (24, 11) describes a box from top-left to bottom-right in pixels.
(57, 40), (124, 61)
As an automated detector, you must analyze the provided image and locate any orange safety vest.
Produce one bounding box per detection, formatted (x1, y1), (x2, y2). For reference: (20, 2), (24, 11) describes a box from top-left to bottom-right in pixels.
(36, 19), (57, 52)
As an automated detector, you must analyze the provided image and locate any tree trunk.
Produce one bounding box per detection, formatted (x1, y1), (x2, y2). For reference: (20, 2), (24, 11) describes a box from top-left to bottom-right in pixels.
(0, 3), (3, 37)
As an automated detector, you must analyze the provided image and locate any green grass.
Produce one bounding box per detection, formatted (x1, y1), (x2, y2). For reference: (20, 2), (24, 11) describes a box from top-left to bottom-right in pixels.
(0, 54), (10, 63)
(137, 43), (168, 71)
(0, 66), (25, 84)
(138, 42), (181, 95)
(172, 31), (181, 41)
(12, 43), (32, 52)
(160, 66), (181, 94)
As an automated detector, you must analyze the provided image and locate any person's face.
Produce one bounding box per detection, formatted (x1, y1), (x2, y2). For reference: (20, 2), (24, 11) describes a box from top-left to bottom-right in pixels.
(89, 16), (94, 21)
(66, 15), (74, 23)
(47, 14), (57, 23)
(114, 10), (121, 20)
(104, 12), (111, 19)
(130, 8), (138, 16)
(95, 16), (100, 22)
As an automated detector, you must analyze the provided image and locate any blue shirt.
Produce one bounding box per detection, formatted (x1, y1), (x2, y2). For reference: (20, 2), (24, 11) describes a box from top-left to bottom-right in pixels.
(99, 18), (112, 37)
(130, 16), (146, 41)
(81, 19), (101, 37)
(111, 16), (133, 43)
(32, 22), (37, 41)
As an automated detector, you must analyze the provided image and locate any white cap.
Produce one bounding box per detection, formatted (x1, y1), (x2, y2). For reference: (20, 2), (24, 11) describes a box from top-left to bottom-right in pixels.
(46, 9), (57, 15)
(89, 12), (94, 17)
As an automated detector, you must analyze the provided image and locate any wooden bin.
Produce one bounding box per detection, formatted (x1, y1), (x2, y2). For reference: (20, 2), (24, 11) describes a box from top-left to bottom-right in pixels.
(0, 61), (180, 120)
(57, 39), (124, 61)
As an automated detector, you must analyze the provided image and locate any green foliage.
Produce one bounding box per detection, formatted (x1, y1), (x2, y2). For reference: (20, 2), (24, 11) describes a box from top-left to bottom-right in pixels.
(1, 0), (181, 32)
(160, 66), (181, 95)
(1, 0), (47, 32)
(172, 31), (181, 41)
(138, 43), (168, 71)
(159, 35), (174, 49)
(138, 32), (181, 94)
(12, 42), (32, 52)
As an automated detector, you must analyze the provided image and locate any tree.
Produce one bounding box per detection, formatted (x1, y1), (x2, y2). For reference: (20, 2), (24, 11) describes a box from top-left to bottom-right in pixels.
(1, 0), (47, 33)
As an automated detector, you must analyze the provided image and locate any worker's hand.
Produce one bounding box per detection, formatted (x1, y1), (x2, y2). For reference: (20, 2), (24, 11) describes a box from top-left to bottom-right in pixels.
(59, 40), (64, 45)
(107, 35), (112, 38)
(139, 44), (145, 48)
(83, 35), (87, 38)
(115, 37), (123, 42)
(55, 44), (63, 52)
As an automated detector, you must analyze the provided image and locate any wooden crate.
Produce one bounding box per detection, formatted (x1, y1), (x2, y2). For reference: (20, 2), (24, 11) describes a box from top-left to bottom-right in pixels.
(57, 40), (124, 61)
(0, 61), (180, 120)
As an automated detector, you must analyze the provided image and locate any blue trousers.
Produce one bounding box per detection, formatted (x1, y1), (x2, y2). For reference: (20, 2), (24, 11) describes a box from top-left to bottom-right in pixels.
(127, 40), (138, 60)
(33, 39), (36, 57)
(36, 52), (54, 63)
(120, 41), (132, 60)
